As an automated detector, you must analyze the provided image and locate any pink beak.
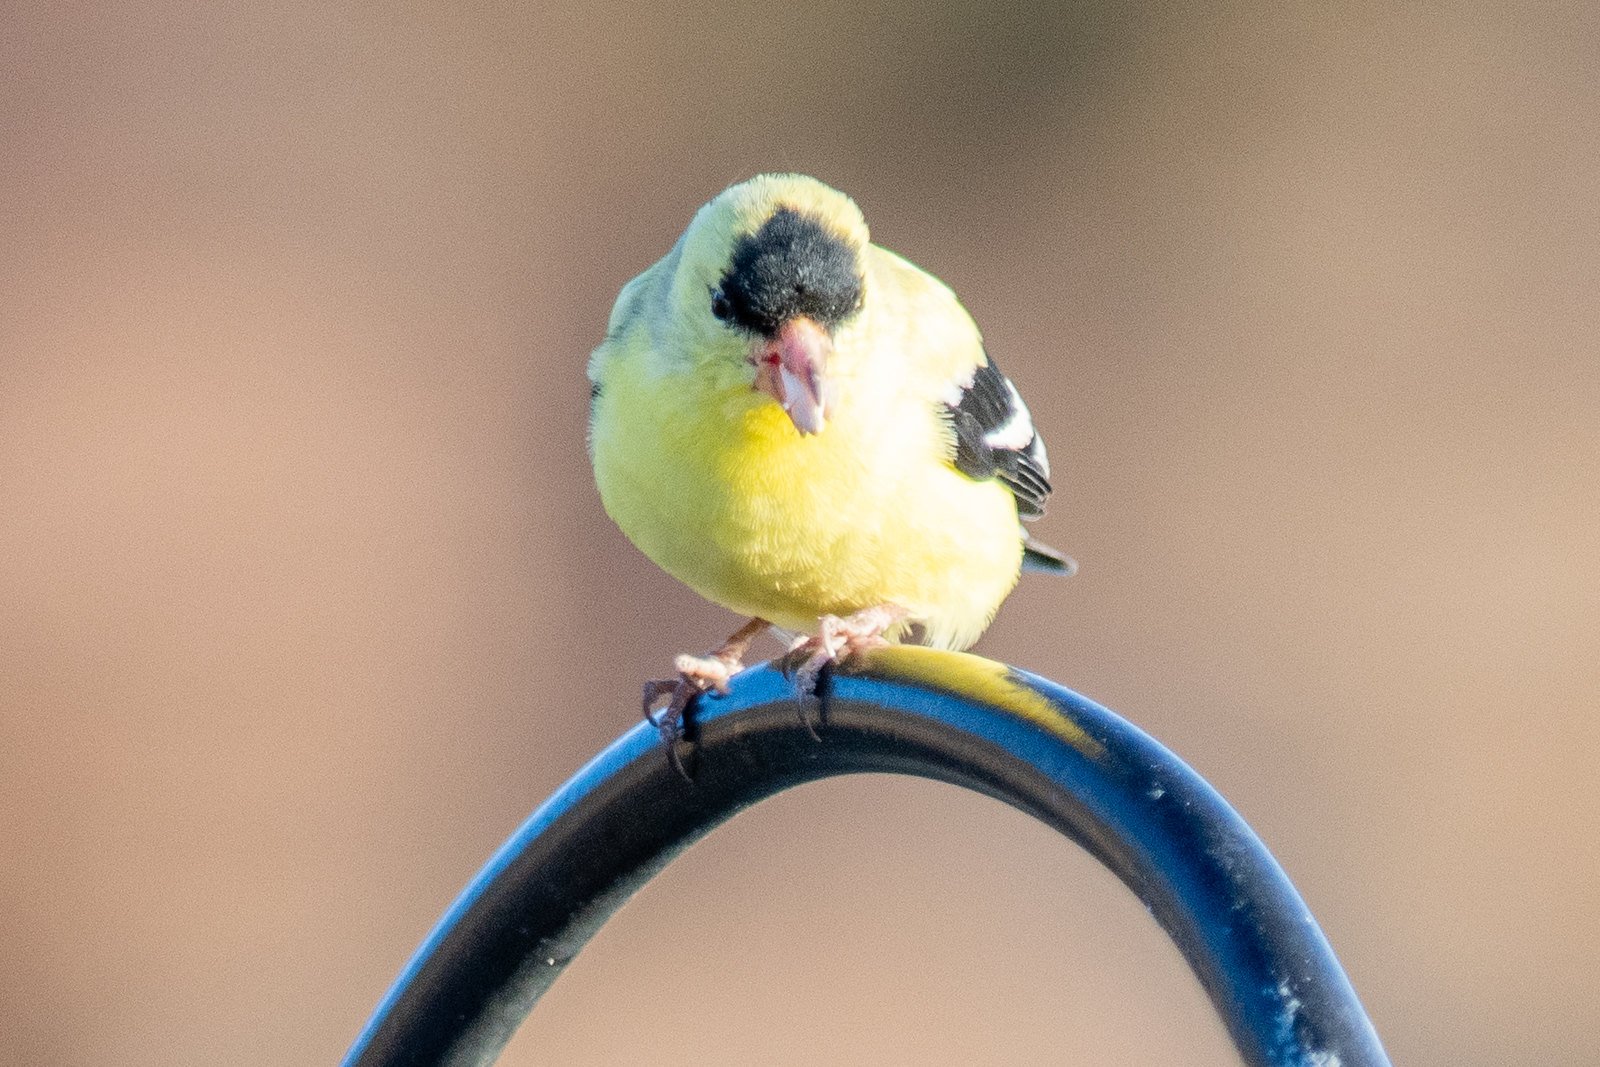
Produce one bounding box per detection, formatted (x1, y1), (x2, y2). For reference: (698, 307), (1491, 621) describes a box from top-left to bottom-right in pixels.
(753, 316), (832, 435)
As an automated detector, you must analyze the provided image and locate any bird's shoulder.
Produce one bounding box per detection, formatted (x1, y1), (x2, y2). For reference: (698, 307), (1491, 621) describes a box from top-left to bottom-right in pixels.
(588, 255), (671, 388)
(862, 246), (1053, 521)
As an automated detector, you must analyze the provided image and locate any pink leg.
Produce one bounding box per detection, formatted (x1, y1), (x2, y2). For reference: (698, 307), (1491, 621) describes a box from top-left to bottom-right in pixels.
(643, 618), (771, 778)
(780, 603), (910, 710)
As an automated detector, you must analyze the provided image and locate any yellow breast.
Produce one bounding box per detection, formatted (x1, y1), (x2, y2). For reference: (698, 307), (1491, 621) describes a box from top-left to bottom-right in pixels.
(590, 350), (1022, 650)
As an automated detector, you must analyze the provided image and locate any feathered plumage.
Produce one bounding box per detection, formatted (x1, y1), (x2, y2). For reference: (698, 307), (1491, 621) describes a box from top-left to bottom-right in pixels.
(588, 174), (1069, 664)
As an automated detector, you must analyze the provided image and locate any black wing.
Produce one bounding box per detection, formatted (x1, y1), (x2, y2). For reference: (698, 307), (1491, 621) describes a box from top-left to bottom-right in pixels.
(945, 352), (1052, 520)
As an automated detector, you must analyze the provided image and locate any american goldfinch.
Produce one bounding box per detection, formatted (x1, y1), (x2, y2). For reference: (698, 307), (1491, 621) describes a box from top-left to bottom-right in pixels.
(588, 174), (1072, 747)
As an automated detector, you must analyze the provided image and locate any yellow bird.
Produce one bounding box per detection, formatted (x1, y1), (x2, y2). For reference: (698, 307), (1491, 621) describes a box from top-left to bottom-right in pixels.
(588, 174), (1072, 744)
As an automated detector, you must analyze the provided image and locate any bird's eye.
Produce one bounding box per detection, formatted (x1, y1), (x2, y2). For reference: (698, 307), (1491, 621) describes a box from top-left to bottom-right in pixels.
(710, 289), (732, 322)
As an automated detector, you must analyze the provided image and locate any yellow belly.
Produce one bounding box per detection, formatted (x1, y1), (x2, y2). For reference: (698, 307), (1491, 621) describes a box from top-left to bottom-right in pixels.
(591, 364), (1022, 650)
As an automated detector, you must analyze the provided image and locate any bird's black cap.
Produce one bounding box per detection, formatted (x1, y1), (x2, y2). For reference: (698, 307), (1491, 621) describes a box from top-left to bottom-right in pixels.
(716, 208), (862, 336)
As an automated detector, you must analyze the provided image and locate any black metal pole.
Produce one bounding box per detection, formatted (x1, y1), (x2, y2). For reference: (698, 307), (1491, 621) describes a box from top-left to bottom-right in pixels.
(343, 646), (1389, 1067)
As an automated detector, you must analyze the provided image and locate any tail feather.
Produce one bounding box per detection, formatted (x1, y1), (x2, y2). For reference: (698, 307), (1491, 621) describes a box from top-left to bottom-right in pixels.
(1021, 536), (1078, 577)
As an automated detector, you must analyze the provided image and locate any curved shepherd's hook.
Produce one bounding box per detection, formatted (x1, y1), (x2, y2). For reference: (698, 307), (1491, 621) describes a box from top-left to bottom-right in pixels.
(344, 647), (1390, 1067)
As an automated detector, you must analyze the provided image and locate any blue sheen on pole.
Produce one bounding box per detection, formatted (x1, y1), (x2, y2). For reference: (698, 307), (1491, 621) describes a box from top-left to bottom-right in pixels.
(343, 647), (1390, 1067)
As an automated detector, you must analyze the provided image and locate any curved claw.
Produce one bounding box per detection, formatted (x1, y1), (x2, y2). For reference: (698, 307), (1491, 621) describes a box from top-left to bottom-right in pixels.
(642, 678), (699, 781)
(780, 604), (910, 737)
(785, 604), (908, 676)
(641, 618), (772, 782)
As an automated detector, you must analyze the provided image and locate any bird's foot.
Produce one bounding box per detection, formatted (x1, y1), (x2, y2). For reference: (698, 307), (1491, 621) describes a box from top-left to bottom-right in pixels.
(780, 604), (909, 737)
(641, 669), (725, 782)
(642, 618), (770, 780)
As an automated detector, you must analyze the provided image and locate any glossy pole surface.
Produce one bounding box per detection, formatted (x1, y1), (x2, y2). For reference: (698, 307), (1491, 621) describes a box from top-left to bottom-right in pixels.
(344, 647), (1390, 1067)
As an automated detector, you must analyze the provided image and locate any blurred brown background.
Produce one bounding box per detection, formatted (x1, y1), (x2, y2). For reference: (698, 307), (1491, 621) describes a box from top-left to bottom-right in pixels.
(3, 1), (1597, 1064)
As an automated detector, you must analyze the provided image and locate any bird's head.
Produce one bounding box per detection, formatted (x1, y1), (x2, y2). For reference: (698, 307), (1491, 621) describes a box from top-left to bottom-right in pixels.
(672, 175), (869, 435)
